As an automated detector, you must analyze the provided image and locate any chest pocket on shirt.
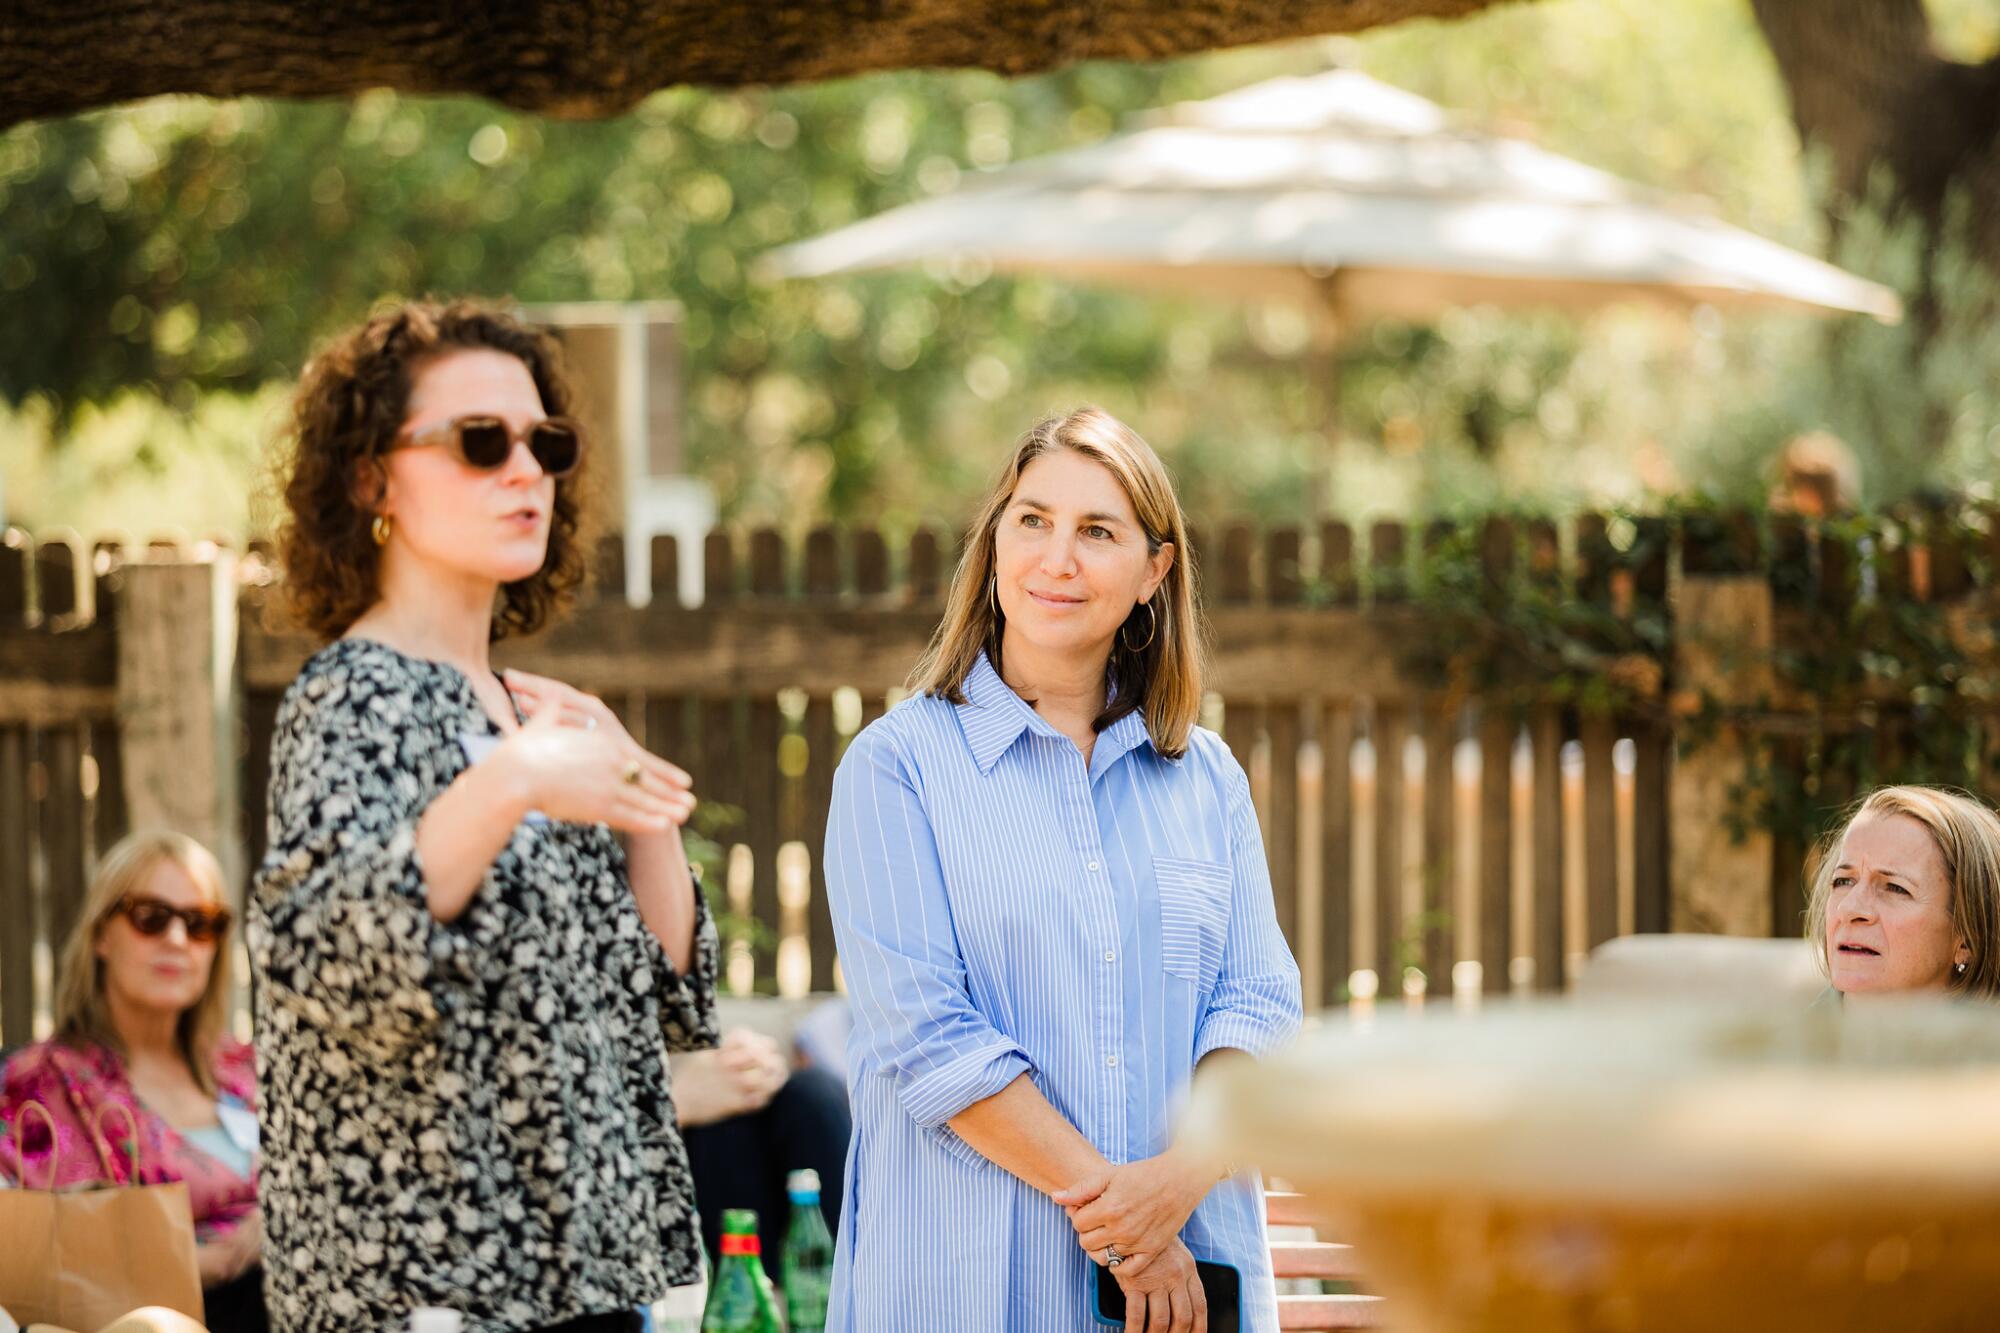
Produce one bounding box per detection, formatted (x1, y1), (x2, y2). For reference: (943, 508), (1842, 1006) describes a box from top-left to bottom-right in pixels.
(1154, 856), (1231, 991)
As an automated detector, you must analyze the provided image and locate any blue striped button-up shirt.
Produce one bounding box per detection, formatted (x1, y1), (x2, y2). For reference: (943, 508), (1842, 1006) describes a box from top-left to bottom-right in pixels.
(824, 652), (1304, 1331)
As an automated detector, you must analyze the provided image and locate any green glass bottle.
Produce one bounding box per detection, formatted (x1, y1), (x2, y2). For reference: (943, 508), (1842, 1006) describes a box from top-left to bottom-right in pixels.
(702, 1209), (784, 1333)
(780, 1169), (834, 1333)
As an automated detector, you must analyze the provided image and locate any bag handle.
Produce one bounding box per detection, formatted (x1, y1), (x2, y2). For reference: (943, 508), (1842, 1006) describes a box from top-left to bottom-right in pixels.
(9, 1100), (59, 1191)
(92, 1101), (143, 1184)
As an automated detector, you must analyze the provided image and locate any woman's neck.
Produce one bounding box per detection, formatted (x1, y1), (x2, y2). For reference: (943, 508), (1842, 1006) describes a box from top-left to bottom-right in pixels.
(998, 629), (1108, 745)
(347, 549), (498, 677)
(1845, 978), (1953, 1003)
(106, 989), (182, 1065)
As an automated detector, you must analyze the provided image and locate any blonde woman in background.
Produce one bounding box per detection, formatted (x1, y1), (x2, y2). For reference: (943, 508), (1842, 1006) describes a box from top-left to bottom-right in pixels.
(0, 831), (266, 1331)
(1810, 785), (2000, 1000)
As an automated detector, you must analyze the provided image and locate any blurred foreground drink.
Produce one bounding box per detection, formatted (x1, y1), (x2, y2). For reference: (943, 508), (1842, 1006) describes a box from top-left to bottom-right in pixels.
(1188, 999), (2000, 1333)
(781, 1169), (834, 1333)
(701, 1209), (783, 1333)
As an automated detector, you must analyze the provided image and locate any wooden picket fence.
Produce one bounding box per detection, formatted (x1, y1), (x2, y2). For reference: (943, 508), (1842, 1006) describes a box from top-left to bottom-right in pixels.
(7, 506), (1999, 1046)
(0, 530), (123, 1048)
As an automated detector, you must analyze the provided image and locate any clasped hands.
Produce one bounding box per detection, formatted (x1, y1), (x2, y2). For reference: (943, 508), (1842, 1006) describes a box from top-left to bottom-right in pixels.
(673, 1028), (790, 1128)
(1052, 1147), (1222, 1333)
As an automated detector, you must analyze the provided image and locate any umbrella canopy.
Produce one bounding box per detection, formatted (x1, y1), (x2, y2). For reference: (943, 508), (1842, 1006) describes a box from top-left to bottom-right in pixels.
(765, 69), (1902, 328)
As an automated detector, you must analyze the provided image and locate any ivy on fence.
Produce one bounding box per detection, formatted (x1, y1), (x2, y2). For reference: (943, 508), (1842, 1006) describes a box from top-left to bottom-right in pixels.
(1392, 497), (2000, 872)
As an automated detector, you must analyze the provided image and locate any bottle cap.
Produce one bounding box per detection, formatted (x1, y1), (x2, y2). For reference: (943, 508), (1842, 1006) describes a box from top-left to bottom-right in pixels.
(787, 1168), (822, 1201)
(410, 1310), (463, 1333)
(720, 1207), (760, 1235)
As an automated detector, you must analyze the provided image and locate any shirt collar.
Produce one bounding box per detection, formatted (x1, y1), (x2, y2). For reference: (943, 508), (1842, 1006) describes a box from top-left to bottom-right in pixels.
(1091, 704), (1157, 777)
(957, 651), (1045, 773)
(955, 650), (1159, 776)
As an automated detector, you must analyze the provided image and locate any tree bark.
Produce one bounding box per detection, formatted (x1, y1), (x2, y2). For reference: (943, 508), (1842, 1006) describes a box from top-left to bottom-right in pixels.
(0, 0), (1514, 130)
(1750, 0), (2000, 270)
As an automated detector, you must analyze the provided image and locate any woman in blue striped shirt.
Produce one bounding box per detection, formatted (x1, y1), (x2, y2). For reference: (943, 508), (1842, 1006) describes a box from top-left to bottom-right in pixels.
(824, 408), (1304, 1332)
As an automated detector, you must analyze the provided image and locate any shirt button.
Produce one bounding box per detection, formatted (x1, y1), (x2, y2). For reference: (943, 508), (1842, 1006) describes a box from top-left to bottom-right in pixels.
(1106, 1055), (1118, 1067)
(1086, 861), (1101, 872)
(1103, 951), (1115, 963)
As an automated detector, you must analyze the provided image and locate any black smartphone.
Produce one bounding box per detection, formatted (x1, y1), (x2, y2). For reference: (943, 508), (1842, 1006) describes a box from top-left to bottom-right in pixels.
(1092, 1259), (1242, 1333)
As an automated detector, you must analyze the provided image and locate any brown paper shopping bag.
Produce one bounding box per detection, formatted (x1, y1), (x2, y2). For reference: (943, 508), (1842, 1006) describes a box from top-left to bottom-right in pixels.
(0, 1103), (204, 1331)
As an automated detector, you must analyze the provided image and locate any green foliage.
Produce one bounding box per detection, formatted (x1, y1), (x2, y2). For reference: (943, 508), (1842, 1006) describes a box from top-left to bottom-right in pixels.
(1401, 510), (1668, 716)
(1395, 492), (2000, 860)
(682, 800), (776, 964)
(0, 61), (1273, 526)
(1373, 478), (2000, 887)
(2, 0), (1997, 537)
(1682, 181), (2000, 511)
(0, 385), (285, 538)
(1358, 0), (1813, 244)
(1721, 502), (2000, 855)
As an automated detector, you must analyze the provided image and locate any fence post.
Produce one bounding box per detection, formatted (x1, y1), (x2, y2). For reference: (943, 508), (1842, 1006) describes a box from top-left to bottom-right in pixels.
(1670, 526), (1773, 936)
(115, 553), (245, 892)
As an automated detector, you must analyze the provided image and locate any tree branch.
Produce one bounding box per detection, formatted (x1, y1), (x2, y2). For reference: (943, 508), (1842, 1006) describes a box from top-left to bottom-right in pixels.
(1751, 0), (2000, 313)
(0, 0), (1518, 130)
(1751, 0), (2000, 223)
(1748, 0), (1933, 201)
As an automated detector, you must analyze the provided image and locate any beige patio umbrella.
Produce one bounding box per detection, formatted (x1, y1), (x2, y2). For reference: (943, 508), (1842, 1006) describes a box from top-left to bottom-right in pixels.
(762, 67), (1902, 330)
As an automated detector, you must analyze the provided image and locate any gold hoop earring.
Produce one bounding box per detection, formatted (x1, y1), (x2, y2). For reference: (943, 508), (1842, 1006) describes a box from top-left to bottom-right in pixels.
(989, 574), (1001, 623)
(371, 514), (392, 547)
(1121, 600), (1158, 653)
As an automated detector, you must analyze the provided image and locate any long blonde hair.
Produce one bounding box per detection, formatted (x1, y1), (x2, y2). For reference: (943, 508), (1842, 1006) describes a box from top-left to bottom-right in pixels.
(1804, 785), (2000, 999)
(53, 830), (234, 1094)
(909, 407), (1207, 758)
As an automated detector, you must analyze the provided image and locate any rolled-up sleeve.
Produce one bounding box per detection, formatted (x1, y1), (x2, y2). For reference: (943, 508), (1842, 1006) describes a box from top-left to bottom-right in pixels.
(825, 729), (1032, 1131)
(1196, 768), (1305, 1063)
(249, 672), (488, 1053)
(641, 873), (721, 1053)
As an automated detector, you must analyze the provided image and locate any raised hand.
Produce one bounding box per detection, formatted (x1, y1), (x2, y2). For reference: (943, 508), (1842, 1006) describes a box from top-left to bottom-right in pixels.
(497, 668), (695, 833)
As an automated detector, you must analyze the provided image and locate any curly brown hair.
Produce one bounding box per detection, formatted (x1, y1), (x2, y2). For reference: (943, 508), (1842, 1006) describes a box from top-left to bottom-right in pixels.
(274, 297), (589, 642)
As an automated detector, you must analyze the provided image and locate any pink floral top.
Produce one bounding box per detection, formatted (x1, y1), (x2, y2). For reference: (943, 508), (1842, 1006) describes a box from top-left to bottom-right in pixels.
(0, 1038), (259, 1243)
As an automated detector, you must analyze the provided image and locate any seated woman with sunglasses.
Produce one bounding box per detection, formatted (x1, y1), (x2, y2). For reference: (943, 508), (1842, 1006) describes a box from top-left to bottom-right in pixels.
(250, 299), (718, 1333)
(0, 831), (268, 1332)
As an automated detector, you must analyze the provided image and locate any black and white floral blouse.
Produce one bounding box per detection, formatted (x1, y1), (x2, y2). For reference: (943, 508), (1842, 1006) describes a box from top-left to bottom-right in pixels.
(248, 638), (719, 1333)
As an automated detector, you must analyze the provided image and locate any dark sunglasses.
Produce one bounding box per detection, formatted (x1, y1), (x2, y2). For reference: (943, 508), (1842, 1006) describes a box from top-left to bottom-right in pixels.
(392, 414), (585, 479)
(115, 895), (231, 942)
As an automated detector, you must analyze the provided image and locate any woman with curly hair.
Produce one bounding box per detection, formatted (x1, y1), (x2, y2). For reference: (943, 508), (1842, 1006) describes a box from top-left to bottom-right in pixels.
(250, 298), (719, 1333)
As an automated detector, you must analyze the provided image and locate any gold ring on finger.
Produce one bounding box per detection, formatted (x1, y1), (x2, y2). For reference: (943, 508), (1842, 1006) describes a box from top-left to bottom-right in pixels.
(621, 760), (645, 786)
